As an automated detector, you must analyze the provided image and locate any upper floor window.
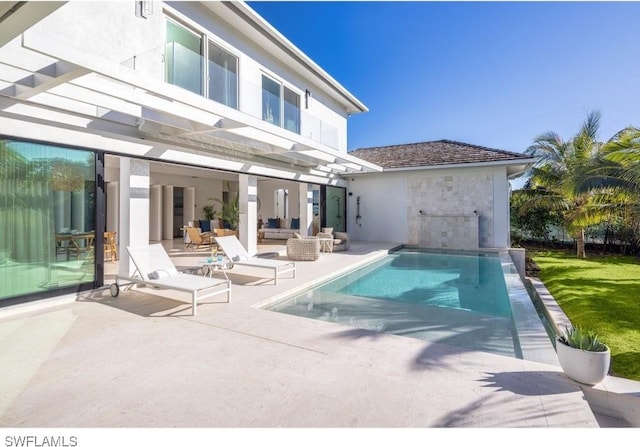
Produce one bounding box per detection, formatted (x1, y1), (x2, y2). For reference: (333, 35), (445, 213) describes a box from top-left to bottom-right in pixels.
(165, 18), (238, 109)
(165, 19), (202, 95)
(262, 75), (300, 134)
(208, 41), (238, 109)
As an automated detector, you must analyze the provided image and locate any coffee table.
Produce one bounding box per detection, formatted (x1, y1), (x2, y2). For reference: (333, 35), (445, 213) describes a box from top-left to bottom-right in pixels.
(199, 257), (232, 280)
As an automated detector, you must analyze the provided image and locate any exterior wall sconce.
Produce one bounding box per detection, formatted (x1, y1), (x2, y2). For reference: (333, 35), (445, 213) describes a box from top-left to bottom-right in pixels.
(136, 1), (153, 18)
(305, 89), (312, 109)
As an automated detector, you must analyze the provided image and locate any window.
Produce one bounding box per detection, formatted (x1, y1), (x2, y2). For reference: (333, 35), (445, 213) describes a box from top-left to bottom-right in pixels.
(262, 75), (300, 134)
(208, 41), (238, 109)
(165, 18), (239, 109)
(262, 75), (281, 126)
(165, 19), (202, 95)
(284, 86), (300, 133)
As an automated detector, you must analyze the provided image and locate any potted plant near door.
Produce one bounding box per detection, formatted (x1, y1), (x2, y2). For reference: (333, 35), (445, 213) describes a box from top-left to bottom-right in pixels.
(202, 203), (219, 221)
(215, 193), (240, 231)
(556, 325), (611, 386)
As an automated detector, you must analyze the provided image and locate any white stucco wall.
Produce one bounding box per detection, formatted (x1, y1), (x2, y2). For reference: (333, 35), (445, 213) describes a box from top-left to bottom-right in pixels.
(346, 174), (409, 243)
(347, 165), (512, 249)
(30, 2), (164, 74)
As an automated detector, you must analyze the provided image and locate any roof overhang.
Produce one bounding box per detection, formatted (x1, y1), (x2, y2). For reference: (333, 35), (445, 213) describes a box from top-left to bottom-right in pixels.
(0, 22), (381, 185)
(205, 1), (368, 115)
(349, 158), (537, 178)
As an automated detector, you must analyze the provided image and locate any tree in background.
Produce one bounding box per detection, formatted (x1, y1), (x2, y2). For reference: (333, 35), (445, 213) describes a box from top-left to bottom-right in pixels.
(510, 181), (564, 244)
(595, 127), (640, 253)
(524, 111), (610, 257)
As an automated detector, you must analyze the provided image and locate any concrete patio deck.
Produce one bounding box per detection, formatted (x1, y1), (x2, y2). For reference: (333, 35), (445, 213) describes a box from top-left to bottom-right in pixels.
(0, 240), (627, 428)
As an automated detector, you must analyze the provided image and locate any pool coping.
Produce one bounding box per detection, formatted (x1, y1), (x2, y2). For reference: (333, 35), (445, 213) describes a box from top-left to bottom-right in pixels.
(499, 251), (559, 365)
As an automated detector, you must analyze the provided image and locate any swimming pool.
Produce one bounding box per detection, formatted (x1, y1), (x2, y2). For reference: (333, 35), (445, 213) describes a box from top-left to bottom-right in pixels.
(263, 247), (556, 360)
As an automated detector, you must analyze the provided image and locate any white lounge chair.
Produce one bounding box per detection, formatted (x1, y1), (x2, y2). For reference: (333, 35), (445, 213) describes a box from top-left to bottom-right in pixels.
(110, 244), (231, 316)
(214, 235), (296, 285)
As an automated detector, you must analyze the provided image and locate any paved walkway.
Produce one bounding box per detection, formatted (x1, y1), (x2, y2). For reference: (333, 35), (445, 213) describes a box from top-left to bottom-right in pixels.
(0, 241), (606, 427)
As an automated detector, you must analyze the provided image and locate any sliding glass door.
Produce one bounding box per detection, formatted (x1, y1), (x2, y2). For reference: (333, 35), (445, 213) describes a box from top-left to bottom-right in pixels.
(322, 186), (346, 232)
(0, 139), (97, 302)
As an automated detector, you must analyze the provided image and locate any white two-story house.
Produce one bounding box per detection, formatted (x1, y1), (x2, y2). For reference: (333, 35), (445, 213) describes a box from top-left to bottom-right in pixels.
(0, 1), (381, 305)
(0, 1), (534, 310)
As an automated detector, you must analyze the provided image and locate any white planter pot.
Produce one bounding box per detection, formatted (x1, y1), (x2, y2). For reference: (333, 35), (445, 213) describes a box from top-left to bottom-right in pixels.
(556, 338), (611, 385)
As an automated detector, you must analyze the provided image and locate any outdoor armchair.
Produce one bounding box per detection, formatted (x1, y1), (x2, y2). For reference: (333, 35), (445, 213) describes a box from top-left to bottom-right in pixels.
(286, 236), (320, 261)
(186, 227), (215, 250)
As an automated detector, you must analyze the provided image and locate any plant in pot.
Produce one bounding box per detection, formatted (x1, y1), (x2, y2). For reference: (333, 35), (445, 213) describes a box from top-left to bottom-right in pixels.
(214, 194), (239, 230)
(202, 203), (219, 221)
(556, 325), (610, 386)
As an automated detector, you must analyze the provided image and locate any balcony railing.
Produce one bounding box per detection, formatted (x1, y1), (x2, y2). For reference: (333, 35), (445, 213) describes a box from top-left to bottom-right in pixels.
(121, 44), (340, 150)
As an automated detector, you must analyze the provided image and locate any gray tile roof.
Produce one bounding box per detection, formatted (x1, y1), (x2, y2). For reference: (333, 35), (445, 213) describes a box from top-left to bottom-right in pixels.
(349, 139), (532, 169)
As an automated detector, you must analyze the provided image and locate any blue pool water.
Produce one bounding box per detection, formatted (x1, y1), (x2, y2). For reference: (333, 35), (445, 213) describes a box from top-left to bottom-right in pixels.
(265, 248), (521, 358)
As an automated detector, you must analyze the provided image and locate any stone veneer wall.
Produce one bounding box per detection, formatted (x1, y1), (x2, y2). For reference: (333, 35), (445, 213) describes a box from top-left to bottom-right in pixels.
(416, 214), (479, 250)
(407, 173), (495, 249)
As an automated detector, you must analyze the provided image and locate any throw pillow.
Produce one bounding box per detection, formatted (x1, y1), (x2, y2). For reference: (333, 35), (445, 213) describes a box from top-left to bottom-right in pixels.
(267, 218), (279, 229)
(322, 227), (333, 235)
(200, 220), (211, 232)
(291, 217), (300, 229)
(148, 268), (177, 279)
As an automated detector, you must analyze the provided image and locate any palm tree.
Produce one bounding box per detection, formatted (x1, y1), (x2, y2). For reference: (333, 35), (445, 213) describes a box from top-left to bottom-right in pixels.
(525, 111), (607, 257)
(596, 126), (640, 252)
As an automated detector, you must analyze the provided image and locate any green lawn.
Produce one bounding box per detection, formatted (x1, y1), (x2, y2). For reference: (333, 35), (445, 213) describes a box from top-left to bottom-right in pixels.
(531, 249), (640, 381)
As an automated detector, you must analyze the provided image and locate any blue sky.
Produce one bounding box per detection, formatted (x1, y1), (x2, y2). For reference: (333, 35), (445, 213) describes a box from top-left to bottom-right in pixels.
(249, 1), (640, 167)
